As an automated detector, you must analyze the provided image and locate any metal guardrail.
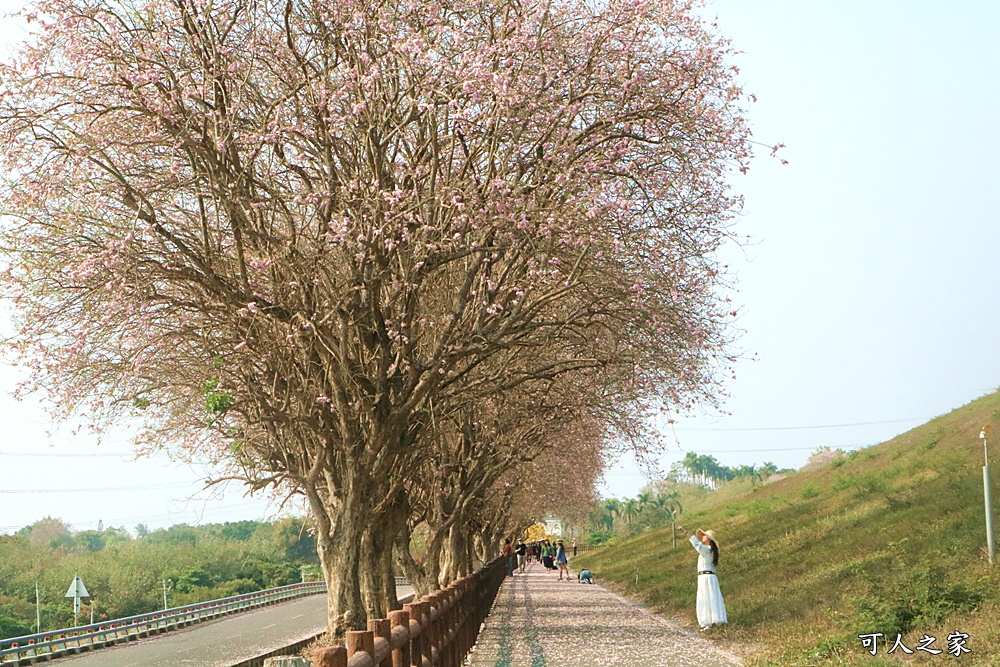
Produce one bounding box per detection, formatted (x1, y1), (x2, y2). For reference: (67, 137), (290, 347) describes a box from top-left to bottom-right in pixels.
(0, 581), (326, 665)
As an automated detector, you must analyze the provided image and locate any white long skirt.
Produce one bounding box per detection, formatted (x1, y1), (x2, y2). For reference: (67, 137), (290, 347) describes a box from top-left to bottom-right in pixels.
(696, 573), (727, 626)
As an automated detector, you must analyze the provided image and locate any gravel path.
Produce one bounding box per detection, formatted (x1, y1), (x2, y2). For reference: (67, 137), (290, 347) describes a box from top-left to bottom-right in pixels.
(467, 562), (740, 667)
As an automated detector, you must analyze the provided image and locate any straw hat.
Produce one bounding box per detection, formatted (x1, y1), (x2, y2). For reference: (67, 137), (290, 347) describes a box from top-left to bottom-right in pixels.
(696, 528), (718, 544)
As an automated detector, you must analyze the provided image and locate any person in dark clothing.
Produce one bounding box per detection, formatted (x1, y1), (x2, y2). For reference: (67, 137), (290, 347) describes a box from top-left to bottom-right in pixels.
(503, 538), (514, 576)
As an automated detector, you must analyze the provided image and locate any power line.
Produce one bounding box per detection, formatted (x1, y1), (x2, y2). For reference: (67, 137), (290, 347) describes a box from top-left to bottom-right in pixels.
(0, 482), (196, 494)
(672, 417), (926, 432)
(686, 445), (841, 453)
(0, 417), (923, 458)
(602, 443), (874, 477)
(0, 451), (136, 458)
(0, 499), (297, 532)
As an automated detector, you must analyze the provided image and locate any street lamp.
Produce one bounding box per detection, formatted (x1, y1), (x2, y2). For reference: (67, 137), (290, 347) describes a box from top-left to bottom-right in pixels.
(161, 579), (172, 610)
(981, 425), (995, 565)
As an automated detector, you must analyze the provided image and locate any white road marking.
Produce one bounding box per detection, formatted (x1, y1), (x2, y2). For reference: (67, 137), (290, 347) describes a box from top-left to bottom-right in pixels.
(291, 614), (304, 619)
(262, 624), (277, 629)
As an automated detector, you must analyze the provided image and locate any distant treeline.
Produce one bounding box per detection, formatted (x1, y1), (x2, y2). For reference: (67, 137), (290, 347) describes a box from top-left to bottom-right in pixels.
(0, 517), (318, 639)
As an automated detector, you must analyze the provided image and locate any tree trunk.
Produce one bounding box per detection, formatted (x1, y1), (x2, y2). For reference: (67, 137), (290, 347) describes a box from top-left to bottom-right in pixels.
(466, 523), (478, 571)
(438, 523), (472, 585)
(475, 525), (504, 562)
(393, 524), (439, 597)
(360, 522), (400, 619)
(308, 478), (376, 638)
(472, 532), (489, 565)
(314, 507), (367, 638)
(360, 490), (410, 617)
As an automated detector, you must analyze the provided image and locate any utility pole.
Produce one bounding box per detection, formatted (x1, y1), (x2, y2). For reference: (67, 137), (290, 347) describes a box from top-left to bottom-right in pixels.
(982, 425), (996, 565)
(35, 581), (41, 633)
(161, 579), (172, 610)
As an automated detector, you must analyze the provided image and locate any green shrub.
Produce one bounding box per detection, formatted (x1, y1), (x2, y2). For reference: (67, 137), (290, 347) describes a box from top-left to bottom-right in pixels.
(832, 471), (887, 496)
(745, 499), (776, 516)
(884, 495), (911, 511)
(921, 427), (944, 450)
(174, 566), (214, 593)
(850, 562), (985, 636)
(800, 483), (820, 499)
(793, 634), (853, 666)
(217, 578), (259, 597)
(0, 608), (33, 640)
(582, 530), (612, 546)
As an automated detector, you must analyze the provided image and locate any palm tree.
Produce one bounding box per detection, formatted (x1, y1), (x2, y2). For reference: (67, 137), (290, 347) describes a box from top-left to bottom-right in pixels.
(622, 498), (640, 526)
(650, 490), (683, 548)
(696, 454), (717, 488)
(602, 498), (622, 532)
(636, 491), (653, 518)
(682, 451), (700, 483)
(663, 491), (683, 548)
(734, 464), (762, 487)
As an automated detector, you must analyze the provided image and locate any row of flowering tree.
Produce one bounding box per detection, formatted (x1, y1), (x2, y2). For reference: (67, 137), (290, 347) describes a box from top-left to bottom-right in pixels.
(0, 0), (753, 638)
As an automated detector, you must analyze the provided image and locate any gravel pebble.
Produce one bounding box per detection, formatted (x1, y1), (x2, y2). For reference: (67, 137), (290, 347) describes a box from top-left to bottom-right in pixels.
(467, 562), (740, 667)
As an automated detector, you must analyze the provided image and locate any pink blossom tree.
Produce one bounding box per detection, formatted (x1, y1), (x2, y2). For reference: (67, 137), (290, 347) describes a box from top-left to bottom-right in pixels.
(392, 369), (611, 594)
(0, 0), (751, 635)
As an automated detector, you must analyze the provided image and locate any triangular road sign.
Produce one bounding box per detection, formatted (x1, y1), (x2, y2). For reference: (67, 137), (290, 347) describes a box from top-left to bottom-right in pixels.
(64, 575), (90, 599)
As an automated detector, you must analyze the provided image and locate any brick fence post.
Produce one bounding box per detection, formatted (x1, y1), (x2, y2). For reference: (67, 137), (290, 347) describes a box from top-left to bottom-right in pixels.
(402, 602), (421, 667)
(388, 610), (410, 667)
(313, 646), (347, 667)
(418, 601), (433, 667)
(368, 619), (391, 667)
(347, 630), (375, 664)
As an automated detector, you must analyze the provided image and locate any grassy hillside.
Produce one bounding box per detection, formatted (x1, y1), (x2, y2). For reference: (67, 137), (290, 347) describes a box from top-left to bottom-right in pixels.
(575, 392), (1000, 666)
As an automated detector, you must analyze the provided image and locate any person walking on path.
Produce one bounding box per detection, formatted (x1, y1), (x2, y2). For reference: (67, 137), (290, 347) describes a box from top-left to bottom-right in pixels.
(467, 542), (740, 667)
(503, 538), (515, 577)
(572, 538), (577, 557)
(515, 539), (528, 574)
(688, 528), (727, 629)
(541, 540), (555, 570)
(556, 540), (570, 581)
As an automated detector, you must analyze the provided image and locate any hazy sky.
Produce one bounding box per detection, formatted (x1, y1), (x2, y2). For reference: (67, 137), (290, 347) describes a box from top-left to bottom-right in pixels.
(2, 1), (999, 532)
(605, 0), (1000, 495)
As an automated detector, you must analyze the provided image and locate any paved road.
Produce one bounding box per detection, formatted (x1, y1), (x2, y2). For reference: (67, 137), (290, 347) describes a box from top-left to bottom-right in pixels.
(467, 563), (738, 667)
(52, 587), (414, 667)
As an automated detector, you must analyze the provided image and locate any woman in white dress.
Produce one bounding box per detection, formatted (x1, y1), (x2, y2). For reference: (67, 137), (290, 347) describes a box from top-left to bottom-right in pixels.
(688, 528), (727, 629)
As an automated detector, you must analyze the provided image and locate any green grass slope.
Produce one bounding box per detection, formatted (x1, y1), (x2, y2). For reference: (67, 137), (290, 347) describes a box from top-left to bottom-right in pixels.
(575, 392), (1000, 666)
